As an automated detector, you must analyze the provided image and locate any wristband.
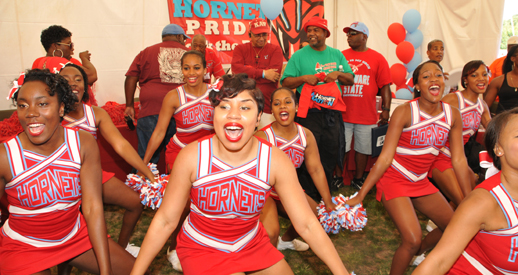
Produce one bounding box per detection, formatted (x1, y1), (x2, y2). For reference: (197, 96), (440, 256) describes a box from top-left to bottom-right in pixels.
(381, 107), (390, 111)
(262, 70), (265, 78)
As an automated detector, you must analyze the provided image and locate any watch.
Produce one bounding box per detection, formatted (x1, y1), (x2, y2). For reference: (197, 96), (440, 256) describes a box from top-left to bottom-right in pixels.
(381, 107), (390, 111)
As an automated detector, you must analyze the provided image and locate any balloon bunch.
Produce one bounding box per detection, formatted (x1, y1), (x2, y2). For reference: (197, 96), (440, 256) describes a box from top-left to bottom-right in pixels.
(124, 163), (170, 210)
(388, 9), (423, 100)
(316, 193), (368, 234)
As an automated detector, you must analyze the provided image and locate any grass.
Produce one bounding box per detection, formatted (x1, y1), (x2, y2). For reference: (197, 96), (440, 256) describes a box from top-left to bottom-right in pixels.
(63, 184), (429, 275)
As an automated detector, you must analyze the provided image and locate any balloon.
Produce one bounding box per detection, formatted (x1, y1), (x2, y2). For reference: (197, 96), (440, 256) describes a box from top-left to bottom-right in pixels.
(390, 63), (407, 87)
(402, 9), (421, 33)
(396, 41), (414, 64)
(396, 88), (413, 100)
(387, 23), (406, 45)
(260, 0), (283, 20)
(405, 51), (422, 73)
(405, 29), (423, 49)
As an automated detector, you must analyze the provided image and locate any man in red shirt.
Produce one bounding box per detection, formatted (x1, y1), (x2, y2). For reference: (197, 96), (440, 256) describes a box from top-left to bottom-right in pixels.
(231, 18), (283, 116)
(124, 24), (188, 168)
(190, 34), (225, 83)
(341, 22), (392, 189)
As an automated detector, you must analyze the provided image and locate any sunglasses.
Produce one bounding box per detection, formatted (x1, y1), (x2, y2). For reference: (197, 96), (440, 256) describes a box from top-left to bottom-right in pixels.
(347, 31), (361, 37)
(57, 42), (74, 48)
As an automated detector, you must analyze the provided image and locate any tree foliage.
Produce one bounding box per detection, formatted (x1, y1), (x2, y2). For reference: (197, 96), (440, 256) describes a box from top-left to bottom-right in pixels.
(501, 14), (518, 49)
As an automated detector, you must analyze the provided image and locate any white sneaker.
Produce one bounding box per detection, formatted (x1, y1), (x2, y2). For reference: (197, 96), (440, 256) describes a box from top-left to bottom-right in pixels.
(276, 236), (309, 251)
(125, 243), (140, 258)
(167, 248), (183, 272)
(426, 220), (437, 232)
(411, 253), (426, 266)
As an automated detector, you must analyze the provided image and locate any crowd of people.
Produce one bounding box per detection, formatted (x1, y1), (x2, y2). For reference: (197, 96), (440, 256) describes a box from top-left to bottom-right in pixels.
(0, 15), (517, 275)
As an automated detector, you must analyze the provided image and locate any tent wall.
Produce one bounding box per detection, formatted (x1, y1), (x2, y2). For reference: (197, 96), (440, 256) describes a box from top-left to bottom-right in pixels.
(0, 0), (505, 110)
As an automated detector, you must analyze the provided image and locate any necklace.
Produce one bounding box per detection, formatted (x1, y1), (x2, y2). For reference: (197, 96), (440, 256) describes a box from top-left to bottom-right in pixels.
(510, 73), (518, 92)
(253, 46), (264, 59)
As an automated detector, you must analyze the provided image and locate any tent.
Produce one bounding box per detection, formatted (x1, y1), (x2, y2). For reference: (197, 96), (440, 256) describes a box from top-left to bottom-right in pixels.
(0, 0), (505, 110)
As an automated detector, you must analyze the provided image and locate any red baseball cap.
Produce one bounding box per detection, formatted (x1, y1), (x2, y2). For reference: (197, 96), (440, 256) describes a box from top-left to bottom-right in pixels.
(249, 18), (270, 34)
(303, 17), (330, 38)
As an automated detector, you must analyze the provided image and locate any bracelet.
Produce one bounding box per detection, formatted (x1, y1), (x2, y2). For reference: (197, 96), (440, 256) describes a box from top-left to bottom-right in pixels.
(262, 70), (265, 78)
(381, 107), (390, 111)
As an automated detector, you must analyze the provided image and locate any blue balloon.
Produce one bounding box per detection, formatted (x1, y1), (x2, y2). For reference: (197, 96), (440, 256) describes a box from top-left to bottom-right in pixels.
(405, 51), (422, 73)
(402, 9), (421, 33)
(261, 0), (283, 20)
(396, 88), (413, 100)
(405, 29), (423, 49)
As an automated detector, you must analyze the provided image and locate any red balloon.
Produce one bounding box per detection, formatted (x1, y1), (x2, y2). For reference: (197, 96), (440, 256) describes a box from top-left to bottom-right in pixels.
(396, 41), (415, 64)
(387, 23), (406, 45)
(390, 63), (407, 87)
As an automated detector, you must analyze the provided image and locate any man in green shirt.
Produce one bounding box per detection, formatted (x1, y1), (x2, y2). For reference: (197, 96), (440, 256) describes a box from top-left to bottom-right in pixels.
(281, 17), (354, 200)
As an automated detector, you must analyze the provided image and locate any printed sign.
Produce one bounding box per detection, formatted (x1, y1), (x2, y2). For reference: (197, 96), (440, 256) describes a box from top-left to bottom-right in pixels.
(168, 0), (324, 63)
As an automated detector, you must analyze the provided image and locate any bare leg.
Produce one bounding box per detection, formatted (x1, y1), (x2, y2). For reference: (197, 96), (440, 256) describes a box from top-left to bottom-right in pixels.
(247, 259), (294, 275)
(281, 194), (318, 242)
(168, 200), (191, 250)
(259, 197), (280, 247)
(354, 152), (369, 179)
(381, 195), (423, 275)
(431, 168), (464, 206)
(411, 192), (453, 255)
(68, 238), (135, 275)
(103, 177), (143, 248)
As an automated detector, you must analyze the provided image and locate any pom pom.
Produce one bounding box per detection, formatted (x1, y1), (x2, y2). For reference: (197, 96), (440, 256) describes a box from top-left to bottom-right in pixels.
(124, 163), (169, 210)
(316, 193), (367, 233)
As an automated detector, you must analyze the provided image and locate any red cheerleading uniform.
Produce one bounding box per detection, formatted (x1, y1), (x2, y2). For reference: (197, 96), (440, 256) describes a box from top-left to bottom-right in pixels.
(176, 136), (283, 275)
(261, 123), (307, 200)
(61, 103), (115, 183)
(376, 100), (453, 201)
(429, 92), (484, 174)
(165, 85), (214, 168)
(447, 172), (518, 274)
(0, 129), (92, 275)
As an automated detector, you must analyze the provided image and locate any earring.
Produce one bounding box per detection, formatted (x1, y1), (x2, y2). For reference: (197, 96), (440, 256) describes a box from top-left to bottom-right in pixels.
(53, 49), (64, 58)
(463, 82), (467, 86)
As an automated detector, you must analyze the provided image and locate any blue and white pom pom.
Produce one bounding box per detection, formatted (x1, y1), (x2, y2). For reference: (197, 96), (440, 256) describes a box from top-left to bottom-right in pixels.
(317, 193), (367, 233)
(124, 163), (169, 210)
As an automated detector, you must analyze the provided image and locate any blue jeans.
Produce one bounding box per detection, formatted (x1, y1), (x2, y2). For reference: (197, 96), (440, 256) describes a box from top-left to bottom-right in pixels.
(136, 115), (176, 164)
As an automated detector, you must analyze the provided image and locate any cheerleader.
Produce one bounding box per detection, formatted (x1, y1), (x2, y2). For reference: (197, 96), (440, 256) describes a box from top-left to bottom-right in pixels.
(346, 61), (472, 275)
(414, 108), (518, 274)
(131, 74), (349, 275)
(0, 69), (134, 274)
(428, 60), (491, 207)
(256, 87), (336, 250)
(60, 63), (156, 256)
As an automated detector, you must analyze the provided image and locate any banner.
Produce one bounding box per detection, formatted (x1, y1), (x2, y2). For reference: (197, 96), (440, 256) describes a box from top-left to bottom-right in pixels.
(168, 0), (324, 64)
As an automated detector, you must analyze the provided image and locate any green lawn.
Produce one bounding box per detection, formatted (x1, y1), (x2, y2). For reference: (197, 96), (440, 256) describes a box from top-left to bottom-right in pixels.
(67, 184), (429, 274)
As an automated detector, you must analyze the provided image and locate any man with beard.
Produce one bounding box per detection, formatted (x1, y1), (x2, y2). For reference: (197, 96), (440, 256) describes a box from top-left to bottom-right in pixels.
(281, 17), (354, 200)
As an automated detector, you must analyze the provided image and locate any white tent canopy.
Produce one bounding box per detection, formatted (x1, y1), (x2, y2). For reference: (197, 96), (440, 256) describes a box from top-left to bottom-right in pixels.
(0, 0), (505, 110)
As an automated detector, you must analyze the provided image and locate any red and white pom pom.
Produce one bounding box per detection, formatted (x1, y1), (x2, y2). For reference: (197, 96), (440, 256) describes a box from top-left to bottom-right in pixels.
(124, 163), (169, 210)
(316, 193), (367, 233)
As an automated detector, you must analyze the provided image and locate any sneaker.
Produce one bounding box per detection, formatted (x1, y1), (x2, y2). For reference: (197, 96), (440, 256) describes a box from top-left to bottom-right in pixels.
(411, 253), (426, 266)
(426, 220), (438, 232)
(350, 178), (364, 190)
(125, 243), (140, 258)
(277, 236), (309, 251)
(167, 248), (183, 272)
(332, 176), (344, 189)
